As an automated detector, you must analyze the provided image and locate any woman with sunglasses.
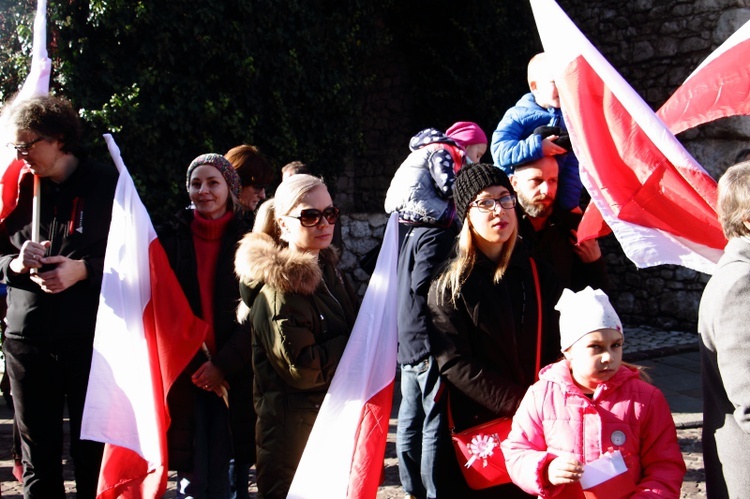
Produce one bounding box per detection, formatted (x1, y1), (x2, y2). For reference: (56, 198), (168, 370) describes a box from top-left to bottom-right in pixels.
(427, 163), (561, 498)
(235, 173), (357, 498)
(159, 154), (253, 498)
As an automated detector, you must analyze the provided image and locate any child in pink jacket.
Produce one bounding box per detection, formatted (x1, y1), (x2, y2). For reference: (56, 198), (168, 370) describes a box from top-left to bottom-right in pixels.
(502, 287), (685, 498)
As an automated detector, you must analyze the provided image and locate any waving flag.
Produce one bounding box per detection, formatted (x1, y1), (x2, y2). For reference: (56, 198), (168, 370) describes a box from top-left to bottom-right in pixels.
(658, 20), (750, 135)
(288, 213), (399, 499)
(0, 0), (52, 221)
(530, 0), (726, 274)
(81, 134), (207, 498)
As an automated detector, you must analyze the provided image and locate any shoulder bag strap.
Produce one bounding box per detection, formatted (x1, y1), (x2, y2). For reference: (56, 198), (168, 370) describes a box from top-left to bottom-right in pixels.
(529, 257), (543, 382)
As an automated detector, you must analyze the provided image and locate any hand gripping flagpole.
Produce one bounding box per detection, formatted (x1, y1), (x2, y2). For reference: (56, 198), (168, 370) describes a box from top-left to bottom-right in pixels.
(24, 0), (51, 275)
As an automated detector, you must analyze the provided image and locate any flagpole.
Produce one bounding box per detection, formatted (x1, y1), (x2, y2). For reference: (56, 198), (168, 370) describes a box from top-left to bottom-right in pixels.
(30, 175), (40, 275)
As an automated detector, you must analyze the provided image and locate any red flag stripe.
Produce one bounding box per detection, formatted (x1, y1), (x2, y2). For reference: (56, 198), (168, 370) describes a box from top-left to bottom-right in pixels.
(658, 27), (750, 135)
(561, 56), (725, 250)
(83, 135), (207, 498)
(347, 383), (395, 498)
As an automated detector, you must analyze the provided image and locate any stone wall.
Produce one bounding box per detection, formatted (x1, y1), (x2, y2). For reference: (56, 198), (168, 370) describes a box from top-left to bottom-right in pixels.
(335, 1), (750, 331)
(338, 213), (389, 296)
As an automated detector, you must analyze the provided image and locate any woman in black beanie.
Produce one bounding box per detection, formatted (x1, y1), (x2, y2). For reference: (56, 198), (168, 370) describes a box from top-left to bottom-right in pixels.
(427, 163), (561, 498)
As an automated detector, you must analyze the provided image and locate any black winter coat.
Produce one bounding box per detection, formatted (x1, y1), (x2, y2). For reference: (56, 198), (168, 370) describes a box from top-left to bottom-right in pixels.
(0, 158), (118, 342)
(158, 208), (255, 470)
(427, 244), (561, 498)
(427, 244), (562, 432)
(517, 207), (609, 293)
(397, 224), (457, 365)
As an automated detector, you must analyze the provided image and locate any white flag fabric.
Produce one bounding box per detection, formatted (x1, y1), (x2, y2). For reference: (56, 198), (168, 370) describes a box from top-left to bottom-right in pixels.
(288, 213), (400, 498)
(0, 0), (51, 222)
(81, 134), (207, 498)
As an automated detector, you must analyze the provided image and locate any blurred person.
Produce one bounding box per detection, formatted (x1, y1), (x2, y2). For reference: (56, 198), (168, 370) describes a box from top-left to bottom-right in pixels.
(0, 94), (117, 498)
(225, 144), (274, 225)
(281, 160), (310, 181)
(235, 174), (358, 498)
(159, 154), (253, 498)
(699, 160), (750, 498)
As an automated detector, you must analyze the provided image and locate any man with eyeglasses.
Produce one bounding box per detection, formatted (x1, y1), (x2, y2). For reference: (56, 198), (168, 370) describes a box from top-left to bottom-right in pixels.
(0, 94), (117, 498)
(510, 156), (608, 292)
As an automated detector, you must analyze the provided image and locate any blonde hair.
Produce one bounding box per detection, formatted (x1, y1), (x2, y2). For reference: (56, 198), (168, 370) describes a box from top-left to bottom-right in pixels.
(252, 173), (327, 245)
(434, 216), (518, 306)
(718, 161), (750, 239)
(623, 361), (652, 384)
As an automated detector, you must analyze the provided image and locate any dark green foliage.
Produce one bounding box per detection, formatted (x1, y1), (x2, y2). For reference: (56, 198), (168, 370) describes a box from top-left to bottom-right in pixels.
(385, 2), (540, 136)
(0, 1), (538, 221)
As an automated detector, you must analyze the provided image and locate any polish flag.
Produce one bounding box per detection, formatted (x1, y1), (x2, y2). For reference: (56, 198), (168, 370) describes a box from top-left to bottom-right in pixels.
(530, 0), (726, 274)
(81, 134), (208, 498)
(0, 0), (51, 221)
(657, 19), (750, 135)
(288, 213), (400, 499)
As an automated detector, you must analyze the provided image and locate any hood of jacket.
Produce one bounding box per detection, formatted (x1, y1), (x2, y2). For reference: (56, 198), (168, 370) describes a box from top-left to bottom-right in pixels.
(409, 127), (460, 151)
(234, 232), (339, 309)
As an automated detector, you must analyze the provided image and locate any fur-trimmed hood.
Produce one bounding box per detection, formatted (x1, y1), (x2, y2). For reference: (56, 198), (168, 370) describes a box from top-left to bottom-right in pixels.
(235, 232), (339, 294)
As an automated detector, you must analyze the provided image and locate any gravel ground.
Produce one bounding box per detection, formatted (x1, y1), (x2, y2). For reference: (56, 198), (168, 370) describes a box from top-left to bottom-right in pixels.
(0, 415), (705, 498)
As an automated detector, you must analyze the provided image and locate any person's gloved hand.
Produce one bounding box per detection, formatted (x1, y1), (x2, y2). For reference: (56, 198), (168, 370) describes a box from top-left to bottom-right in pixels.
(534, 125), (572, 152)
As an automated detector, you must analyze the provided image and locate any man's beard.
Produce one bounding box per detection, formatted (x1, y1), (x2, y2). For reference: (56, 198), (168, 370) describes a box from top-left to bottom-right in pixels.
(518, 192), (553, 219)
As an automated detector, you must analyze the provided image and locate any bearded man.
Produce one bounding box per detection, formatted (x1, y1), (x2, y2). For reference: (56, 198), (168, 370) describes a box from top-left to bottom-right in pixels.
(510, 156), (608, 291)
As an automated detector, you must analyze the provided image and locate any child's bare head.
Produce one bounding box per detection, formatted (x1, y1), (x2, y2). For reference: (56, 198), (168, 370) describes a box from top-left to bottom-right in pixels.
(527, 53), (560, 109)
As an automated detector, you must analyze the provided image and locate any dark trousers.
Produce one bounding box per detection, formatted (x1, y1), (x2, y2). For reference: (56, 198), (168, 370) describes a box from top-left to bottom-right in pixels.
(3, 337), (104, 499)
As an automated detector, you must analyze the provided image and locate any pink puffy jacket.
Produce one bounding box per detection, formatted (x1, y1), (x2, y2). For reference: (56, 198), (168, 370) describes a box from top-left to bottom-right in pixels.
(502, 360), (685, 498)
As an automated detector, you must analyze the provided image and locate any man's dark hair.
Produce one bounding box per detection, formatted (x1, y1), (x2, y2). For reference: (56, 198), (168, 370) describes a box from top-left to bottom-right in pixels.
(3, 94), (82, 155)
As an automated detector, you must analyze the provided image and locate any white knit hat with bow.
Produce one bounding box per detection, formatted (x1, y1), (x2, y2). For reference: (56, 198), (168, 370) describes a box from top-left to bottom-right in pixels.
(555, 287), (623, 352)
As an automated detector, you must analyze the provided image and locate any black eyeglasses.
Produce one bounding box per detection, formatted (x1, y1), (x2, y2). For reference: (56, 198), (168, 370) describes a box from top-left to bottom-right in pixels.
(288, 206), (340, 227)
(470, 195), (517, 212)
(6, 136), (45, 156)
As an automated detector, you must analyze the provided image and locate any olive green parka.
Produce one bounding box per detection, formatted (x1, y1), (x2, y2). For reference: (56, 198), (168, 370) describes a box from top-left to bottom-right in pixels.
(235, 232), (357, 498)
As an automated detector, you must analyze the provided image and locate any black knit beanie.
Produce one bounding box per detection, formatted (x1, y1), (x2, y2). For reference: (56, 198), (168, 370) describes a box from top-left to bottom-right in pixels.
(453, 163), (514, 221)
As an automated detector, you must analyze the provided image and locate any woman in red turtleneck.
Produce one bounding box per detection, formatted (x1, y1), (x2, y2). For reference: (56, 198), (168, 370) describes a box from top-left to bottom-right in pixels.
(158, 154), (253, 499)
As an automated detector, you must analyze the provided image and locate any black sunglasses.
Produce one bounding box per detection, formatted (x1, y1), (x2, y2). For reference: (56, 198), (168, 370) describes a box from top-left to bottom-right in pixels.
(289, 206), (340, 227)
(6, 136), (45, 156)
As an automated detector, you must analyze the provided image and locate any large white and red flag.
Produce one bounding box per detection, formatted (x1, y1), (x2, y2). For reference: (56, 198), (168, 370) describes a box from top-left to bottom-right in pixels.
(288, 213), (400, 499)
(530, 0), (726, 274)
(81, 134), (207, 498)
(0, 0), (51, 221)
(657, 19), (750, 135)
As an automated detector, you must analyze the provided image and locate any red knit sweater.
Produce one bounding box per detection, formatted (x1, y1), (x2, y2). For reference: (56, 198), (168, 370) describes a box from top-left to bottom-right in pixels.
(191, 209), (233, 356)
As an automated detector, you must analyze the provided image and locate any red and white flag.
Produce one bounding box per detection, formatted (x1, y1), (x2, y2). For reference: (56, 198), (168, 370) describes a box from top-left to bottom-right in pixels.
(288, 213), (400, 499)
(0, 0), (51, 221)
(81, 134), (207, 498)
(530, 0), (726, 274)
(657, 19), (750, 135)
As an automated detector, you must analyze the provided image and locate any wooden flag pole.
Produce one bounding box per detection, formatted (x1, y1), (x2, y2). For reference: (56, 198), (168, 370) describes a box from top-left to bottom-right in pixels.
(30, 174), (40, 275)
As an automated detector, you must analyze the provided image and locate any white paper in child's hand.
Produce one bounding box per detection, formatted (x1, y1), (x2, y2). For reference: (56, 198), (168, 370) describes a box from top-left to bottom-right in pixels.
(580, 450), (628, 489)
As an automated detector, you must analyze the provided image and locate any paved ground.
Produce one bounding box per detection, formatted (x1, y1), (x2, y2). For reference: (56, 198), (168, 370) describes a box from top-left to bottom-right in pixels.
(0, 326), (705, 498)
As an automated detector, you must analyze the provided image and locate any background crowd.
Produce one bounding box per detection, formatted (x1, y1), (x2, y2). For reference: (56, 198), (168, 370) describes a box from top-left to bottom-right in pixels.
(0, 45), (747, 499)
